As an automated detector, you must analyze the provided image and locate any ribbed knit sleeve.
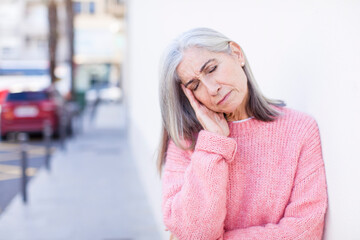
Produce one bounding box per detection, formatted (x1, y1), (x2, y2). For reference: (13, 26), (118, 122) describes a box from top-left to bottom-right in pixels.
(162, 130), (237, 240)
(223, 117), (328, 239)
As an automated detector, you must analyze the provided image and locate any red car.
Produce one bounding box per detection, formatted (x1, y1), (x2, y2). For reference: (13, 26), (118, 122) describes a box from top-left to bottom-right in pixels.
(0, 89), (67, 140)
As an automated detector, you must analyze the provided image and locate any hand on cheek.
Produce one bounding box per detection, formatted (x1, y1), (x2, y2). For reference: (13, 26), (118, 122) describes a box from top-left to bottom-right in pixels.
(181, 84), (230, 137)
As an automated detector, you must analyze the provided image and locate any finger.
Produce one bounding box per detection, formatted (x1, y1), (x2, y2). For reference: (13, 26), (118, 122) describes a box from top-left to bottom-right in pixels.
(181, 84), (201, 110)
(181, 85), (217, 119)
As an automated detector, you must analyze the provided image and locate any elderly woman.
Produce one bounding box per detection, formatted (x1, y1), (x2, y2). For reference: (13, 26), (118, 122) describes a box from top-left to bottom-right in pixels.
(158, 28), (327, 240)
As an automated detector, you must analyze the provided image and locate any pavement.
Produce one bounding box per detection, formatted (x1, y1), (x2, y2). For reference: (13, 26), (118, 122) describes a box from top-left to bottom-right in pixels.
(0, 102), (162, 240)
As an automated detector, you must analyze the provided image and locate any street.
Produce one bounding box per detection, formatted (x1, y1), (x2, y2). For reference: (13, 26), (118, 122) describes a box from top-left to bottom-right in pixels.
(0, 102), (162, 239)
(0, 135), (61, 214)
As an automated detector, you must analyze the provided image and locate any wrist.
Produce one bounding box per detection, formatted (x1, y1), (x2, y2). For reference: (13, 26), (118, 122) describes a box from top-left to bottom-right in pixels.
(195, 130), (237, 163)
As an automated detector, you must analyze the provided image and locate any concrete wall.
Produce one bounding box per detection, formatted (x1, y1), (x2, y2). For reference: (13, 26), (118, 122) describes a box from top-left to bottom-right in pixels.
(125, 0), (360, 239)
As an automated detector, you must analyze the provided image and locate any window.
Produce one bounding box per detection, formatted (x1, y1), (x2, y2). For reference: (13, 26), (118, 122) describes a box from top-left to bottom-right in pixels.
(89, 2), (95, 14)
(6, 92), (49, 102)
(73, 1), (81, 14)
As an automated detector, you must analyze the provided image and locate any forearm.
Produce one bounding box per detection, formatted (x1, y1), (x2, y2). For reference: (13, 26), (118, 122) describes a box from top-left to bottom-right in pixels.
(224, 167), (327, 240)
(163, 152), (228, 239)
(163, 131), (237, 240)
(224, 216), (325, 240)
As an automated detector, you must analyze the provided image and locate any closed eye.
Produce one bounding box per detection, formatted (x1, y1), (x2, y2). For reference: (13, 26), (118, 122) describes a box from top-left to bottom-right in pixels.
(184, 79), (200, 91)
(193, 82), (200, 91)
(208, 65), (217, 73)
(191, 81), (200, 91)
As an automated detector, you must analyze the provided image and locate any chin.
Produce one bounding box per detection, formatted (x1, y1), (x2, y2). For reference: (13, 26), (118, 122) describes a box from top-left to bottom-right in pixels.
(210, 101), (241, 114)
(221, 104), (240, 114)
(217, 109), (236, 115)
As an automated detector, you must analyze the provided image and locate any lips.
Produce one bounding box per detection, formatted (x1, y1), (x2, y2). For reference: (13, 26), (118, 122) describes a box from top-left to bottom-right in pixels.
(217, 91), (232, 105)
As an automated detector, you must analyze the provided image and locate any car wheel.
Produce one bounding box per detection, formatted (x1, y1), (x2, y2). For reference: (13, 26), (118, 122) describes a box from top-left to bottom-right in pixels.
(1, 134), (6, 141)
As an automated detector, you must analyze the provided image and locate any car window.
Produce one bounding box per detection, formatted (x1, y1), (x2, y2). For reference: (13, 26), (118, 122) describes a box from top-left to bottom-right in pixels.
(6, 91), (49, 101)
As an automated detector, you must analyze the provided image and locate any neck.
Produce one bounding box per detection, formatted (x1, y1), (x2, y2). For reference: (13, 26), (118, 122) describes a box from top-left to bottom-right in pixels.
(225, 108), (249, 121)
(225, 94), (251, 121)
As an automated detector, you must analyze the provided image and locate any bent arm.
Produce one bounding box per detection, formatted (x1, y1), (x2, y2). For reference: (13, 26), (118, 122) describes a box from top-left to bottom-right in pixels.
(224, 118), (328, 240)
(162, 130), (237, 240)
(224, 167), (327, 239)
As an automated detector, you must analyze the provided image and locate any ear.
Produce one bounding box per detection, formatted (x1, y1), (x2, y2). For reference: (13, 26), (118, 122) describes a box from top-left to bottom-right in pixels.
(229, 41), (245, 65)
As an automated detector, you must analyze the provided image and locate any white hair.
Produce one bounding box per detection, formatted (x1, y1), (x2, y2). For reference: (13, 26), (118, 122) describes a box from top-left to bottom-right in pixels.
(157, 27), (285, 172)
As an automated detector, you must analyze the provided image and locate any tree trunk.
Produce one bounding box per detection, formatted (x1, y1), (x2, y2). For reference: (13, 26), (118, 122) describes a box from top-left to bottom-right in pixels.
(65, 0), (75, 99)
(48, 0), (57, 84)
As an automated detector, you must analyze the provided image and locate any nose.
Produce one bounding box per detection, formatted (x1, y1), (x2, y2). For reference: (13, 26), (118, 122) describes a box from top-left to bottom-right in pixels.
(203, 78), (221, 96)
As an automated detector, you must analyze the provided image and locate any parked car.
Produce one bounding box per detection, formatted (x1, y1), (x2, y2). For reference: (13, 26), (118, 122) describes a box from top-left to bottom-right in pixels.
(0, 89), (9, 103)
(0, 88), (69, 140)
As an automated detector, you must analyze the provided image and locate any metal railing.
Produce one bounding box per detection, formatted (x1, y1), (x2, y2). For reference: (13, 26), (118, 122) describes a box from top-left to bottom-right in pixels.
(0, 102), (83, 205)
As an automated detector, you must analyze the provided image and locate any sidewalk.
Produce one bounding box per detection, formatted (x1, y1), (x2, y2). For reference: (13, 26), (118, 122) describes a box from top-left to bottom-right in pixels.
(0, 103), (162, 240)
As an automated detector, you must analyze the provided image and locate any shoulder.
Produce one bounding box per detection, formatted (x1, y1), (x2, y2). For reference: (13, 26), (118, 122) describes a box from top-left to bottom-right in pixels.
(272, 106), (320, 139)
(275, 106), (318, 126)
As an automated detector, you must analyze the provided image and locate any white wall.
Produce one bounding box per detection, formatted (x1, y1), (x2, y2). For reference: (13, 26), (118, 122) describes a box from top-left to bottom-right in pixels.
(125, 0), (360, 239)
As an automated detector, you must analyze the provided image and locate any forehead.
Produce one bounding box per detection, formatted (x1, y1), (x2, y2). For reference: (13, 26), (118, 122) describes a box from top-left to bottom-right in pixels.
(177, 47), (219, 81)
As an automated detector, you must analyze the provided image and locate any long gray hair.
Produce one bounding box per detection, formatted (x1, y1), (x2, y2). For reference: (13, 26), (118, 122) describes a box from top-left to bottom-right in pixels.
(157, 27), (285, 173)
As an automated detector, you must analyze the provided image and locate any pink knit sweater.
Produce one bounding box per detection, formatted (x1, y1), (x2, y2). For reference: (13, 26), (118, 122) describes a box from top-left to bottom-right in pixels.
(162, 107), (328, 240)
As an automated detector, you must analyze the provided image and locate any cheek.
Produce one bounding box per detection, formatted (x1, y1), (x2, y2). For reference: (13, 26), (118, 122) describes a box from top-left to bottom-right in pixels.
(194, 90), (213, 107)
(233, 70), (248, 92)
(237, 77), (247, 92)
(241, 77), (249, 95)
(193, 90), (206, 103)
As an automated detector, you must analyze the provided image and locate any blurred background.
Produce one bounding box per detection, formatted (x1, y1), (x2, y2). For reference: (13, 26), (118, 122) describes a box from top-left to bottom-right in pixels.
(0, 0), (360, 239)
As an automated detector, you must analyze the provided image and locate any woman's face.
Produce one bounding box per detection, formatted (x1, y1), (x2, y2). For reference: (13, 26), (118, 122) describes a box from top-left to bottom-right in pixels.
(176, 43), (249, 114)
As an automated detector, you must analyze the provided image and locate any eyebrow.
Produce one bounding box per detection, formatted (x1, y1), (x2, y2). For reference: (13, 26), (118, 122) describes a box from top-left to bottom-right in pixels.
(184, 58), (216, 88)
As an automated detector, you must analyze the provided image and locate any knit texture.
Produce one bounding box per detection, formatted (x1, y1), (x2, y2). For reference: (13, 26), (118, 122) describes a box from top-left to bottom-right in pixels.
(162, 107), (328, 240)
